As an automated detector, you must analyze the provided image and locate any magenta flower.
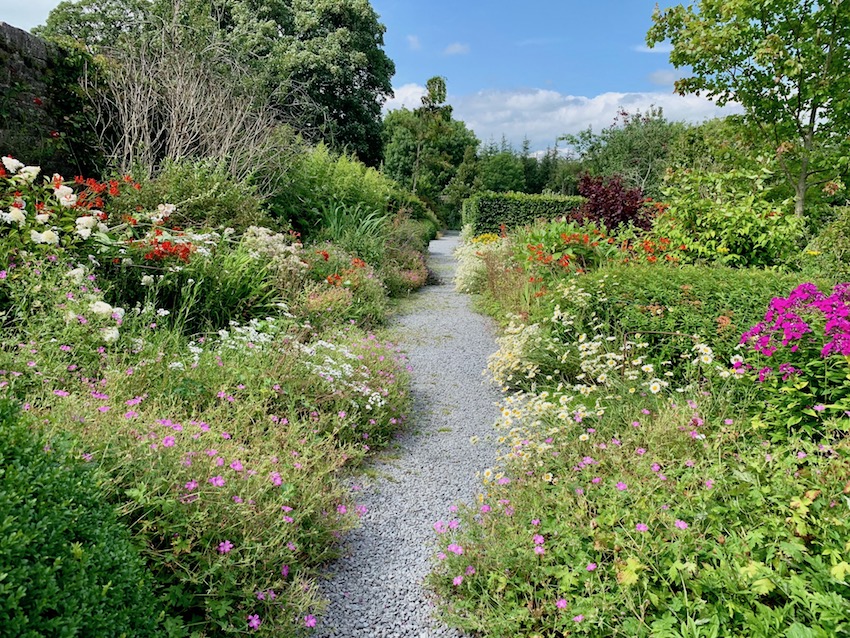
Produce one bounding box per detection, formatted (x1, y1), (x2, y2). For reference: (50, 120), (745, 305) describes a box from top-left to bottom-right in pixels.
(305, 615), (316, 628)
(674, 520), (689, 530)
(533, 534), (545, 545)
(162, 436), (176, 447)
(247, 614), (261, 630)
(229, 460), (243, 471)
(209, 475), (225, 487)
(465, 565), (476, 575)
(616, 482), (628, 491)
(218, 540), (234, 553)
(586, 562), (597, 571)
(635, 523), (648, 532)
(534, 545), (545, 555)
(556, 598), (567, 609)
(453, 575), (463, 586)
(573, 614), (585, 622)
(184, 480), (198, 490)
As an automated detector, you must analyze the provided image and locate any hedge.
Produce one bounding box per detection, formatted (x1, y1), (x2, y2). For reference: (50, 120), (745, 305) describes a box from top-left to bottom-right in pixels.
(462, 191), (585, 235)
(0, 400), (163, 636)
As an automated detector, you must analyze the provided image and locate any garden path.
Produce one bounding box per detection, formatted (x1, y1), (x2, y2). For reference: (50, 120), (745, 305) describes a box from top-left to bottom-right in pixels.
(315, 232), (501, 638)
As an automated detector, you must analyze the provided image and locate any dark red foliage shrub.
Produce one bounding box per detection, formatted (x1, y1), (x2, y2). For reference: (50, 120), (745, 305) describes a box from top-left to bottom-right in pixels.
(577, 174), (650, 230)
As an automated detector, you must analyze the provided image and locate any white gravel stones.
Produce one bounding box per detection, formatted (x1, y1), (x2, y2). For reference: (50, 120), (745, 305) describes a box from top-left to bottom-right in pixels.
(315, 232), (501, 638)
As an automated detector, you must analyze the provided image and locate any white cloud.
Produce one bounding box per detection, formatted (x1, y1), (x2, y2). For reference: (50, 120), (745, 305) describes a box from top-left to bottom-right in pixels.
(406, 34), (421, 51)
(634, 42), (674, 54)
(383, 83), (427, 112)
(443, 42), (470, 56)
(448, 88), (743, 153)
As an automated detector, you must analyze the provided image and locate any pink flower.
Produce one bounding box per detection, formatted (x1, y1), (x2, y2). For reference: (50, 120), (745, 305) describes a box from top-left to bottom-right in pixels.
(533, 534), (545, 545)
(304, 615), (316, 628)
(636, 448), (646, 455)
(705, 479), (714, 489)
(616, 482), (628, 491)
(247, 614), (261, 630)
(674, 520), (689, 530)
(281, 564), (290, 578)
(162, 436), (176, 447)
(184, 480), (198, 490)
(531, 518), (540, 526)
(465, 565), (476, 575)
(218, 540), (234, 553)
(635, 523), (648, 532)
(209, 475), (225, 487)
(534, 545), (545, 555)
(229, 460), (243, 471)
(573, 614), (585, 623)
(453, 575), (463, 586)
(556, 598), (567, 609)
(586, 562), (597, 571)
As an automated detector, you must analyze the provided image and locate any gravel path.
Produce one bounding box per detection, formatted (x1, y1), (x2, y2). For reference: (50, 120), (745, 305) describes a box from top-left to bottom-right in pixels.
(315, 232), (501, 638)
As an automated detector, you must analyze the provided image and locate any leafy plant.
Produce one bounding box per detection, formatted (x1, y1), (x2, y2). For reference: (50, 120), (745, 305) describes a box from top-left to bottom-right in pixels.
(577, 173), (650, 231)
(462, 191), (585, 235)
(0, 399), (163, 636)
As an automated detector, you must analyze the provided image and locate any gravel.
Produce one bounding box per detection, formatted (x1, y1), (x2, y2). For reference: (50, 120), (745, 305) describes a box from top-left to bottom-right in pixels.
(315, 231), (501, 638)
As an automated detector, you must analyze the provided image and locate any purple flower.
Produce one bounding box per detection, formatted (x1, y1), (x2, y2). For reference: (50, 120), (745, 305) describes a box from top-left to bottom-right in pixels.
(586, 562), (597, 571)
(573, 614), (585, 622)
(556, 598), (567, 609)
(305, 614), (316, 628)
(218, 540), (234, 553)
(616, 482), (628, 491)
(635, 523), (648, 532)
(453, 575), (463, 586)
(674, 520), (689, 530)
(209, 475), (225, 487)
(247, 614), (261, 630)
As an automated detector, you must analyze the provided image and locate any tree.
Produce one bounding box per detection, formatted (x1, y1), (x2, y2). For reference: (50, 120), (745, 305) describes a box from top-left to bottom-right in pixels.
(37, 0), (395, 166)
(382, 77), (478, 223)
(647, 0), (850, 216)
(476, 138), (526, 193)
(561, 106), (685, 198)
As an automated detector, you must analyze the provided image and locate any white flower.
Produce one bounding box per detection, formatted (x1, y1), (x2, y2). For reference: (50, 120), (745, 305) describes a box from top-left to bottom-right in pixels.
(141, 275), (154, 286)
(156, 308), (170, 317)
(41, 229), (59, 245)
(66, 267), (86, 284)
(649, 380), (662, 394)
(54, 185), (77, 208)
(112, 307), (125, 319)
(97, 222), (109, 233)
(168, 361), (185, 370)
(16, 165), (40, 183)
(5, 207), (26, 226)
(36, 213), (50, 224)
(90, 301), (114, 316)
(76, 227), (92, 240)
(101, 327), (120, 343)
(76, 215), (97, 229)
(30, 230), (45, 243)
(2, 156), (24, 173)
(152, 203), (176, 223)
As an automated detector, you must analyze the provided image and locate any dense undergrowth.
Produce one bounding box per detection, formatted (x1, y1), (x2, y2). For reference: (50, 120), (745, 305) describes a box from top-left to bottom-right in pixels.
(433, 218), (850, 637)
(0, 154), (433, 636)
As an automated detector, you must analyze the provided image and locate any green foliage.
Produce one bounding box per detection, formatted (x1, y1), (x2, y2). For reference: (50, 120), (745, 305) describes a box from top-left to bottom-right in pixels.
(476, 140), (526, 194)
(562, 106), (686, 198)
(270, 144), (436, 235)
(316, 200), (388, 267)
(647, 0), (850, 216)
(109, 159), (269, 231)
(0, 399), (163, 637)
(654, 165), (806, 268)
(382, 81), (479, 224)
(804, 207), (850, 284)
(462, 191), (584, 235)
(430, 395), (850, 637)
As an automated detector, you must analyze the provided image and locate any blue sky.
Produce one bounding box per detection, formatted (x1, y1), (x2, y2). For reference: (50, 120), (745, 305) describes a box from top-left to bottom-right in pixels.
(3, 0), (739, 154)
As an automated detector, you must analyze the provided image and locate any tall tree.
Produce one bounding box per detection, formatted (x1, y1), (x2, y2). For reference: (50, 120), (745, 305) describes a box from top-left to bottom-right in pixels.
(382, 77), (478, 223)
(647, 0), (850, 216)
(37, 0), (395, 166)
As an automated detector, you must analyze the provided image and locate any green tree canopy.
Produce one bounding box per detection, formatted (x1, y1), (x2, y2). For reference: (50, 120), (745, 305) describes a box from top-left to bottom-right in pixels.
(647, 0), (850, 216)
(37, 0), (395, 166)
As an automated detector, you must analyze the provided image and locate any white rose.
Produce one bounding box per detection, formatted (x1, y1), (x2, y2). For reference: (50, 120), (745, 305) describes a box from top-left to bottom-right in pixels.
(141, 275), (154, 286)
(66, 267), (86, 284)
(6, 207), (26, 226)
(16, 166), (40, 183)
(2, 156), (24, 173)
(76, 215), (97, 229)
(41, 229), (59, 245)
(36, 213), (50, 224)
(30, 230), (44, 243)
(76, 227), (92, 240)
(90, 301), (114, 316)
(101, 327), (120, 343)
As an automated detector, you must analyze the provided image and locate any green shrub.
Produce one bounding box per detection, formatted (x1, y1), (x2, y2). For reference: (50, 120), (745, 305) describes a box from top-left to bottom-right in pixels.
(107, 158), (268, 231)
(804, 206), (850, 284)
(653, 166), (805, 268)
(0, 400), (162, 637)
(462, 192), (585, 235)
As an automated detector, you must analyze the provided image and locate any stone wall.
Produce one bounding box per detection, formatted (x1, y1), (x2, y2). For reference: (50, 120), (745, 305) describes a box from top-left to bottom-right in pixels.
(0, 22), (100, 177)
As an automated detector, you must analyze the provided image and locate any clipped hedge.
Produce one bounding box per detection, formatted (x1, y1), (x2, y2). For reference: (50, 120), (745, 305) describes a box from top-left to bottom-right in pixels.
(462, 191), (584, 235)
(0, 400), (162, 636)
